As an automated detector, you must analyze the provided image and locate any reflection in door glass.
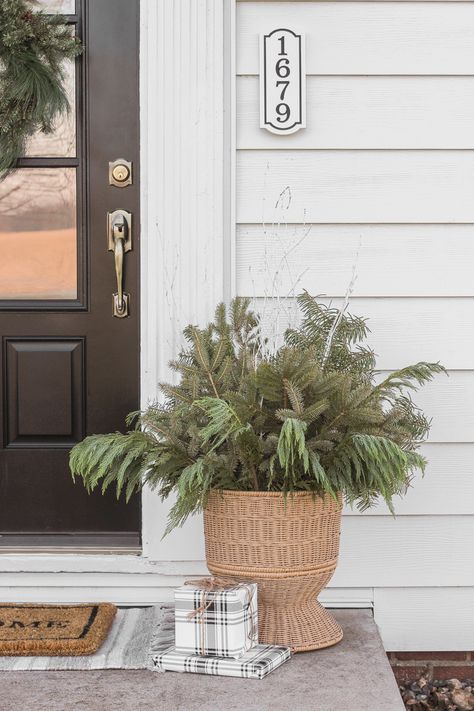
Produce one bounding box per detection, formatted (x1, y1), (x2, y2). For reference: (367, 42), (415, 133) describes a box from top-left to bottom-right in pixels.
(36, 0), (75, 12)
(0, 169), (77, 300)
(26, 61), (76, 158)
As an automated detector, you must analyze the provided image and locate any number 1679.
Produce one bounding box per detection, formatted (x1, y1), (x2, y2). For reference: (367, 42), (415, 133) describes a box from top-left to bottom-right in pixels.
(260, 29), (306, 135)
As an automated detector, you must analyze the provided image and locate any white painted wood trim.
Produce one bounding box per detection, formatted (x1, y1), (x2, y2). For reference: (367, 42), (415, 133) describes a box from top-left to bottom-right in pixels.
(0, 556), (205, 574)
(139, 0), (226, 405)
(139, 0), (228, 559)
(0, 569), (373, 608)
(224, 0), (237, 301)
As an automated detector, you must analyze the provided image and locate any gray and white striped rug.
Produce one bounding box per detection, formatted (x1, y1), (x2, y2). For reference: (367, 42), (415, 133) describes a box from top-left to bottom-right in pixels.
(0, 605), (175, 671)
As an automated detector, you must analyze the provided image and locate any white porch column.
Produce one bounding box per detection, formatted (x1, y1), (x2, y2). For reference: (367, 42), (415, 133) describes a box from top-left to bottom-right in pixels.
(140, 0), (233, 561)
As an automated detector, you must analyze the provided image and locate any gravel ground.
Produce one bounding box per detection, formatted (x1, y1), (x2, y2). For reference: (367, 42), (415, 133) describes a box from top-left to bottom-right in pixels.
(400, 674), (474, 710)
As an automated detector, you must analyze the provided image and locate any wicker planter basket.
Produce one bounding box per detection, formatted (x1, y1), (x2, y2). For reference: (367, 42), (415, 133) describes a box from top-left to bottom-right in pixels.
(203, 490), (344, 653)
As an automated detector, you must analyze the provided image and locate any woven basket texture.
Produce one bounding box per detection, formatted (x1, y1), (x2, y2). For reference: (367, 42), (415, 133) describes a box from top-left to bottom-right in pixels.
(204, 490), (344, 652)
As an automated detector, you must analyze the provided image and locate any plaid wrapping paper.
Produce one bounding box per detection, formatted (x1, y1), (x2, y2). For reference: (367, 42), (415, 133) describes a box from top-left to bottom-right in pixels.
(174, 582), (258, 658)
(153, 644), (291, 679)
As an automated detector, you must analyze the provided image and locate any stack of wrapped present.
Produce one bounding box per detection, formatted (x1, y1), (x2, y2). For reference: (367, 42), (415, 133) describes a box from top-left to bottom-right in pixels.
(153, 577), (291, 679)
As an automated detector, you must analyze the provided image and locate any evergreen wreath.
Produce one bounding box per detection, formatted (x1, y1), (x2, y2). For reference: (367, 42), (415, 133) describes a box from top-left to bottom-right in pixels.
(0, 0), (82, 179)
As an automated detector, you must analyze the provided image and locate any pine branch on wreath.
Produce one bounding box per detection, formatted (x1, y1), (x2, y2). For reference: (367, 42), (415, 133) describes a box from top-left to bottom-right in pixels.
(0, 0), (82, 179)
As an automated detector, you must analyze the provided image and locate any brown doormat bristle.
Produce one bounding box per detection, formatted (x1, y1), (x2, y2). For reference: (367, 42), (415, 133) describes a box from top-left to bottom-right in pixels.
(0, 603), (117, 656)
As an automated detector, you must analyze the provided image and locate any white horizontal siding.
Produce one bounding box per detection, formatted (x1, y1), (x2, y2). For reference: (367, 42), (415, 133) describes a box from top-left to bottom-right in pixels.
(333, 516), (474, 587)
(235, 0), (474, 650)
(251, 297), (474, 371)
(345, 444), (474, 516)
(350, 372), (470, 443)
(238, 76), (474, 149)
(28, 516), (467, 586)
(237, 2), (474, 75)
(386, 373), (473, 443)
(237, 151), (474, 223)
(237, 225), (474, 296)
(374, 588), (474, 651)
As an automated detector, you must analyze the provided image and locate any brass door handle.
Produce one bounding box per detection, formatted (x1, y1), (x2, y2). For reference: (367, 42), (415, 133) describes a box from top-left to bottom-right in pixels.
(114, 222), (125, 311)
(107, 209), (132, 318)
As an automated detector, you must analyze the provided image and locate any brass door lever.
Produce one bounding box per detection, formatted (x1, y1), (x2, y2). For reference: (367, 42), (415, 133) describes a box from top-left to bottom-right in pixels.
(107, 209), (132, 318)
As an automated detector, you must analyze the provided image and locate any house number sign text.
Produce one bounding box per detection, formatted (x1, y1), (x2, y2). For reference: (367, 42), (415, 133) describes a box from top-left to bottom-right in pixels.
(260, 28), (306, 135)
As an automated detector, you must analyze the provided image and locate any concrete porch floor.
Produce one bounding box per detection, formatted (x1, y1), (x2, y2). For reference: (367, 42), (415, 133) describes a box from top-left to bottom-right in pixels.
(0, 610), (404, 711)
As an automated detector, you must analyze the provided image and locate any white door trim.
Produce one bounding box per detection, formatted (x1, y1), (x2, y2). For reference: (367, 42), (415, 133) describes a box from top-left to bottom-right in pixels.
(139, 0), (234, 564)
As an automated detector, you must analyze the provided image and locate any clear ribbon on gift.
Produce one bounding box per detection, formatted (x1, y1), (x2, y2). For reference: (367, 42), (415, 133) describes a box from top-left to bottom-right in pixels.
(184, 576), (258, 655)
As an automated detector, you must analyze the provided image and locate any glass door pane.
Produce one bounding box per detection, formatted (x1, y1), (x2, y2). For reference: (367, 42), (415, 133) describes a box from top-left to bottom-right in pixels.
(36, 0), (75, 12)
(26, 61), (76, 158)
(0, 169), (77, 300)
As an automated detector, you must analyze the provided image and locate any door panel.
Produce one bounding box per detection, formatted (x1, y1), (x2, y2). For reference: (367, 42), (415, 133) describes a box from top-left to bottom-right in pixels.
(0, 0), (140, 547)
(5, 339), (84, 445)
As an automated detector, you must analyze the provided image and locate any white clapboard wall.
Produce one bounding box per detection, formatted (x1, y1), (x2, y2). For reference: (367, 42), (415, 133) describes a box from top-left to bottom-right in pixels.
(235, 1), (474, 651)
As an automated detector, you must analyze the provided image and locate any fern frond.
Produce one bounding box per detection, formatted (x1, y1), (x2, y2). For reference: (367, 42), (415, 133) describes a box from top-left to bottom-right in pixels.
(69, 431), (151, 499)
(374, 362), (446, 398)
(164, 459), (207, 535)
(195, 397), (243, 450)
(277, 418), (309, 487)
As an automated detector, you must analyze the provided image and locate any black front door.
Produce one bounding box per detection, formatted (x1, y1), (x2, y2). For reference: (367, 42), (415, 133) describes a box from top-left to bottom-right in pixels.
(0, 0), (140, 549)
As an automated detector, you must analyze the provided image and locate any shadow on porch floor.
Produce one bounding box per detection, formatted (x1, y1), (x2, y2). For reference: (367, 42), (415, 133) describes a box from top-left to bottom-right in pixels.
(0, 610), (403, 711)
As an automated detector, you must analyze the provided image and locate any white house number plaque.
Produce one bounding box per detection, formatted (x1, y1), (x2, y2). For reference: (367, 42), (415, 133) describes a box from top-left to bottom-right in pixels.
(260, 28), (306, 135)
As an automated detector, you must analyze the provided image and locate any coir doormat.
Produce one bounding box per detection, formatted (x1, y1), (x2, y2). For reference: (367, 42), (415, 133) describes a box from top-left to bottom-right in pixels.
(0, 603), (116, 656)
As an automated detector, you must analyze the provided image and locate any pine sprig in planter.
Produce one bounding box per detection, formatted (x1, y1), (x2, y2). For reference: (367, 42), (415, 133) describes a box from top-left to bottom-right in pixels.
(70, 293), (445, 534)
(0, 0), (82, 178)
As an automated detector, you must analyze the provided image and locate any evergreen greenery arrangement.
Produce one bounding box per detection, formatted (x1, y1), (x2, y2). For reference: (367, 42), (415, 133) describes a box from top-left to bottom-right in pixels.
(70, 293), (445, 534)
(0, 0), (82, 178)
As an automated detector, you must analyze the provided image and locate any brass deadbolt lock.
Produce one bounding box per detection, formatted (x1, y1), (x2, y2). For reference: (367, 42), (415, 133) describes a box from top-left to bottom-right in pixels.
(109, 159), (132, 187)
(113, 165), (129, 182)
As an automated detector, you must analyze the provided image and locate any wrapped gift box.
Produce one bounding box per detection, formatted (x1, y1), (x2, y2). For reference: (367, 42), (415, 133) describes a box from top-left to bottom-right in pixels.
(174, 580), (258, 658)
(153, 644), (291, 679)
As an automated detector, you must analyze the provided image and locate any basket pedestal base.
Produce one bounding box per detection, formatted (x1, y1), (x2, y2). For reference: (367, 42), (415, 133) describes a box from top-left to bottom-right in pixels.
(258, 598), (343, 652)
(204, 490), (344, 653)
(208, 560), (344, 652)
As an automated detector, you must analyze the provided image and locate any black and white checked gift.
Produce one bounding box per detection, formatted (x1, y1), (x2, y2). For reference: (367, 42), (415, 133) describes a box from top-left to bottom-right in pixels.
(174, 582), (258, 658)
(153, 644), (291, 679)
